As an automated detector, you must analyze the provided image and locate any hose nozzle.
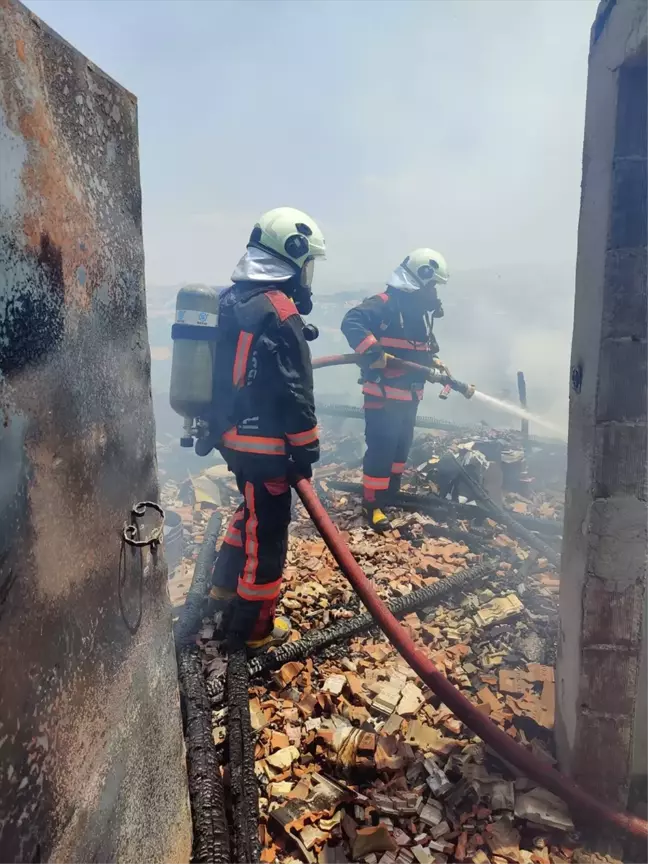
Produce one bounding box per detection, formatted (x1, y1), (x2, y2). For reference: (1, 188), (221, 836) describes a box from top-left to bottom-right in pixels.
(456, 381), (476, 400)
(434, 375), (476, 400)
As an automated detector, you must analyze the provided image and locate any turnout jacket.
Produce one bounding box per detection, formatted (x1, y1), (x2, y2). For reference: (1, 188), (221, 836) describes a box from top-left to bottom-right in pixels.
(213, 280), (319, 475)
(341, 288), (440, 402)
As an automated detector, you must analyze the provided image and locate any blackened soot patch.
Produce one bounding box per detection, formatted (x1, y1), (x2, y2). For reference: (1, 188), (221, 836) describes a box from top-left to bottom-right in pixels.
(0, 233), (65, 376)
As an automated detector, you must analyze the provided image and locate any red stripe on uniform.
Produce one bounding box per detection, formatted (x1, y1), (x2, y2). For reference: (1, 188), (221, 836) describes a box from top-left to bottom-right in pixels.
(233, 331), (253, 388)
(286, 426), (319, 446)
(377, 293), (389, 302)
(224, 527), (242, 548)
(385, 385), (417, 401)
(363, 474), (390, 490)
(241, 482), (259, 585)
(391, 462), (406, 475)
(363, 382), (415, 401)
(223, 509), (244, 547)
(355, 333), (378, 354)
(222, 427), (286, 455)
(266, 290), (298, 322)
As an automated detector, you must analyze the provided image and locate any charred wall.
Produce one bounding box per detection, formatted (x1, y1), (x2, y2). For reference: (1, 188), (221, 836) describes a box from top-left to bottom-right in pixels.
(0, 1), (191, 860)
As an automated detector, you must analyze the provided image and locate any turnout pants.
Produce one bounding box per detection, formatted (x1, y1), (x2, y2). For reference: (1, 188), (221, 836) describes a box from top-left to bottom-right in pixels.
(363, 398), (419, 504)
(211, 470), (291, 641)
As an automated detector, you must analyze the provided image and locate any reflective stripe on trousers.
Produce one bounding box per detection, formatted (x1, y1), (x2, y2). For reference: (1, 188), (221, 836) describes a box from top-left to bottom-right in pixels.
(210, 472), (292, 639)
(223, 507), (244, 548)
(363, 400), (419, 504)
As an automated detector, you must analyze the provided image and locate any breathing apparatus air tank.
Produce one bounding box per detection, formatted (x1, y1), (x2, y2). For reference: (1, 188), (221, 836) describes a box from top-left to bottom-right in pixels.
(169, 284), (219, 447)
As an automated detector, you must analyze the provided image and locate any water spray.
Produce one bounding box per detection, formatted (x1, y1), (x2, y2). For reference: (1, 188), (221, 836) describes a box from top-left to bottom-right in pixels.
(471, 390), (566, 438)
(312, 353), (565, 439)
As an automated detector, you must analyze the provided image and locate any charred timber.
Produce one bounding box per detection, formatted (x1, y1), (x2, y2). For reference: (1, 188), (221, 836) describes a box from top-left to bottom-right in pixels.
(453, 464), (560, 567)
(328, 481), (563, 539)
(207, 560), (494, 704)
(178, 647), (231, 864)
(175, 511), (221, 648)
(227, 646), (261, 864)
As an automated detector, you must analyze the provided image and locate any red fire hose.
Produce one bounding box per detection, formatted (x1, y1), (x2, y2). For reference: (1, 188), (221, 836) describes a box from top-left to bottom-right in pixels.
(294, 477), (648, 840)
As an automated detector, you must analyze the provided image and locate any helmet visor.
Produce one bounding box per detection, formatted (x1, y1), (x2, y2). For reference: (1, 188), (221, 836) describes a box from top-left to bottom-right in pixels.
(301, 257), (315, 289)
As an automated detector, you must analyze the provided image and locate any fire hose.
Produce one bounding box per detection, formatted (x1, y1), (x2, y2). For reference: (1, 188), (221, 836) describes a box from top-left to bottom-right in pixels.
(294, 477), (648, 840)
(177, 359), (643, 849)
(312, 352), (476, 399)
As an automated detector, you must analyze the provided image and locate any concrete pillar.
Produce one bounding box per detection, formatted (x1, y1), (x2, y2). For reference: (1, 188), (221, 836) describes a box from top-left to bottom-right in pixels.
(557, 0), (647, 808)
(0, 1), (191, 859)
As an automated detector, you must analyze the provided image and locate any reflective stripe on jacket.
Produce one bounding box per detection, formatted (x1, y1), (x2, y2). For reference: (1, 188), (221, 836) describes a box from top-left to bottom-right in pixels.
(213, 281), (320, 474)
(340, 288), (439, 399)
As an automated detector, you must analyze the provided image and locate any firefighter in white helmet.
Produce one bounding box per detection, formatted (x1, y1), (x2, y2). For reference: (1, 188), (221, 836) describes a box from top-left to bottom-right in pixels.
(341, 248), (450, 532)
(208, 207), (325, 648)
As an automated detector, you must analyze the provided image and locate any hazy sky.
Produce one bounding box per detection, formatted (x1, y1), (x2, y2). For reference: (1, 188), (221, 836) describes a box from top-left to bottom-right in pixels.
(26, 0), (597, 291)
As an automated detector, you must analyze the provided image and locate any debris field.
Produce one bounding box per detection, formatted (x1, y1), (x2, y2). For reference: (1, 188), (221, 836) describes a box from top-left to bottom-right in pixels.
(163, 422), (620, 864)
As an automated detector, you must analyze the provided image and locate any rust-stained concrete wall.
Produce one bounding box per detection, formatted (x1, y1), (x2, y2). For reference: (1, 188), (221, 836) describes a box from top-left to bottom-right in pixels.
(0, 1), (191, 860)
(558, 0), (647, 809)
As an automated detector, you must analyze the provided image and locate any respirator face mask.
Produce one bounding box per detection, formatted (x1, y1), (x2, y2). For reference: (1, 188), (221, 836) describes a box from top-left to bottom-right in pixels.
(294, 257), (315, 315)
(419, 282), (439, 312)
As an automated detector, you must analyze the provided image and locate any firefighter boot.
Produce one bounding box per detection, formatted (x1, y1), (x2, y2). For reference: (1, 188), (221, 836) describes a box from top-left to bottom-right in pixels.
(388, 473), (402, 498)
(247, 615), (292, 654)
(363, 504), (391, 533)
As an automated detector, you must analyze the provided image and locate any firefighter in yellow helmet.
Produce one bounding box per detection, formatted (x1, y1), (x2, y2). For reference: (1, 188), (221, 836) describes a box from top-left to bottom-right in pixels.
(208, 207), (325, 648)
(341, 248), (449, 532)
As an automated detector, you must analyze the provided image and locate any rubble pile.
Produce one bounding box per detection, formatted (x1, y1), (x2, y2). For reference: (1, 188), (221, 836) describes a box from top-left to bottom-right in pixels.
(162, 422), (602, 864)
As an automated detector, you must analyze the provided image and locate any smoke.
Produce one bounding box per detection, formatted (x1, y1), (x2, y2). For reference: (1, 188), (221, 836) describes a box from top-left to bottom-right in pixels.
(308, 262), (575, 436)
(148, 260), (575, 448)
(427, 264), (575, 431)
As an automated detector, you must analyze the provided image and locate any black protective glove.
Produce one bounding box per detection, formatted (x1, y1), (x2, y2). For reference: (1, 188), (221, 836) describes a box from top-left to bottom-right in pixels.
(433, 298), (444, 318)
(368, 348), (389, 369)
(358, 346), (389, 370)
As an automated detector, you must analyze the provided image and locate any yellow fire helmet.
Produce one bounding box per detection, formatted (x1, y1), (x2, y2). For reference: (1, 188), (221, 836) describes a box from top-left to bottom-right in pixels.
(249, 206), (326, 271)
(389, 248), (449, 292)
